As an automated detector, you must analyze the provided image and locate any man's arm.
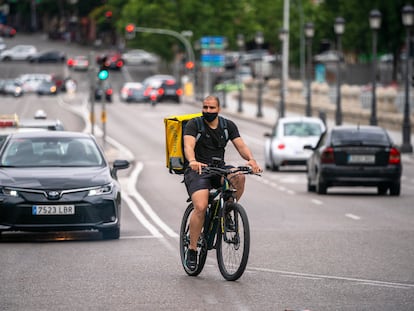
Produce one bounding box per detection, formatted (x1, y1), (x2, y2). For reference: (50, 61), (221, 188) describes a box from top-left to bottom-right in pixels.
(232, 137), (262, 173)
(183, 134), (196, 163)
(184, 134), (206, 173)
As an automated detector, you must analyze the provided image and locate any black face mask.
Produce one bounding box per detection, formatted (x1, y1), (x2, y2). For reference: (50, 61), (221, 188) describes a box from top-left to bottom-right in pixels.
(202, 112), (218, 123)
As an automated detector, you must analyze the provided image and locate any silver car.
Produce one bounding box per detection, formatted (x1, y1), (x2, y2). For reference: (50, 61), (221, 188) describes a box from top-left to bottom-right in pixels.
(0, 44), (37, 61)
(264, 116), (326, 171)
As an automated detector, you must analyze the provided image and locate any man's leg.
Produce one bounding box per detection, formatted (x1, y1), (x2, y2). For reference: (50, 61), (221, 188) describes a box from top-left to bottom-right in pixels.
(189, 189), (209, 250)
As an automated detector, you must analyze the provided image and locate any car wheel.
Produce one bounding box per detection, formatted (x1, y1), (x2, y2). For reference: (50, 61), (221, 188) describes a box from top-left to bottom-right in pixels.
(377, 185), (388, 195)
(389, 182), (400, 196)
(101, 227), (120, 240)
(316, 178), (327, 194)
(271, 163), (279, 171)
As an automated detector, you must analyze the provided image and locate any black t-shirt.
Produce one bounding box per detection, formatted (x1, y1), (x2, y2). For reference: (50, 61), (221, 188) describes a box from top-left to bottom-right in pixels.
(184, 117), (240, 165)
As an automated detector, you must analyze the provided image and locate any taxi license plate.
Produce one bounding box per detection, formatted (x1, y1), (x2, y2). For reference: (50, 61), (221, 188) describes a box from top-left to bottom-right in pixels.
(348, 154), (375, 164)
(165, 89), (176, 95)
(32, 205), (75, 215)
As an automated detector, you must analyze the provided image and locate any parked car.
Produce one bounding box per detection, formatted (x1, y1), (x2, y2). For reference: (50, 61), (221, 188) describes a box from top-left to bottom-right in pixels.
(96, 51), (124, 70)
(67, 55), (89, 71)
(0, 45), (37, 61)
(119, 82), (147, 103)
(28, 50), (66, 63)
(264, 116), (326, 171)
(142, 74), (183, 103)
(122, 49), (158, 65)
(0, 131), (130, 239)
(0, 24), (16, 37)
(305, 125), (402, 195)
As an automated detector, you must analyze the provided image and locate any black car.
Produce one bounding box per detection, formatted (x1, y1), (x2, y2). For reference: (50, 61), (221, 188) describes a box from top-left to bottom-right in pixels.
(28, 50), (66, 63)
(36, 80), (58, 95)
(0, 131), (130, 239)
(95, 81), (113, 102)
(305, 125), (402, 196)
(142, 74), (183, 103)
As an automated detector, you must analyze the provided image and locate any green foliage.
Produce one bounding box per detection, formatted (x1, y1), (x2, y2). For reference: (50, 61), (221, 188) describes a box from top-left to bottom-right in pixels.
(29, 0), (414, 68)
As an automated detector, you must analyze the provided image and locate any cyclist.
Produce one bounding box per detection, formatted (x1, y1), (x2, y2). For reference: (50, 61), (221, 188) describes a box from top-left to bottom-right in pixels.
(183, 95), (262, 271)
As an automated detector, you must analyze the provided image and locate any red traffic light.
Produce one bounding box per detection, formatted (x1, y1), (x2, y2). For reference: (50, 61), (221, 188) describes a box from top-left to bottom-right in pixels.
(185, 61), (194, 70)
(125, 23), (135, 33)
(105, 11), (112, 18)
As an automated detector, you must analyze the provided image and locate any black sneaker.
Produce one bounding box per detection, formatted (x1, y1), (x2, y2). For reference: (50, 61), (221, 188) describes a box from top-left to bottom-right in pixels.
(225, 213), (235, 232)
(185, 248), (197, 271)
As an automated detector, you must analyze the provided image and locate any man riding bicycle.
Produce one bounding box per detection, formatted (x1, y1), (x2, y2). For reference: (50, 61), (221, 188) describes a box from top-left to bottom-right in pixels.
(183, 95), (262, 271)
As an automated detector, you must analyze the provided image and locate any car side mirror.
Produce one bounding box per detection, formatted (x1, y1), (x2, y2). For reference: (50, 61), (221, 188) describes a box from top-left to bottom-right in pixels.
(111, 159), (130, 179)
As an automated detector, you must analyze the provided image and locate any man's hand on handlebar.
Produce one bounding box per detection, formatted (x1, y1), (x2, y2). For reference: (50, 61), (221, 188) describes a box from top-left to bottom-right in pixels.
(189, 160), (207, 174)
(246, 159), (262, 174)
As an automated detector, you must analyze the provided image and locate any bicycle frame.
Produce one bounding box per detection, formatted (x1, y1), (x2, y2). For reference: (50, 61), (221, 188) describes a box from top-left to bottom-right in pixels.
(203, 172), (238, 250)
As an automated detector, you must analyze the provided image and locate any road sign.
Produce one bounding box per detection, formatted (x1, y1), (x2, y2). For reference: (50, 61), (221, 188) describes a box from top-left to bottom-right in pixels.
(200, 36), (225, 69)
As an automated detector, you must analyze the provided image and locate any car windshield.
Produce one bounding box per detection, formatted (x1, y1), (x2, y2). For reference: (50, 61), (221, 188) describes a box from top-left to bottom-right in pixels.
(283, 122), (323, 137)
(0, 137), (105, 167)
(331, 129), (390, 146)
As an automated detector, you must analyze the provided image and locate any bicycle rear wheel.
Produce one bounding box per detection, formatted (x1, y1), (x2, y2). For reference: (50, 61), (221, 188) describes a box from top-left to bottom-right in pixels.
(179, 203), (208, 276)
(216, 202), (250, 281)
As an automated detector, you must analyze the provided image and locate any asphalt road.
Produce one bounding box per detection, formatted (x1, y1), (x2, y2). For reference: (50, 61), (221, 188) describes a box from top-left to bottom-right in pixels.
(0, 33), (414, 311)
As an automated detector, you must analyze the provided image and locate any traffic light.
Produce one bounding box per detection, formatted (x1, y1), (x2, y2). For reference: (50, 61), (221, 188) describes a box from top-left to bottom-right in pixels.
(97, 56), (109, 80)
(98, 68), (109, 80)
(125, 23), (136, 39)
(105, 11), (113, 20)
(185, 61), (194, 70)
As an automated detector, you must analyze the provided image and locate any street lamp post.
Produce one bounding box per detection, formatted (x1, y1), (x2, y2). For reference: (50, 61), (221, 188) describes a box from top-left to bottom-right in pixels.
(237, 34), (245, 113)
(255, 31), (264, 118)
(401, 4), (414, 153)
(334, 17), (345, 125)
(369, 9), (382, 126)
(279, 28), (288, 119)
(305, 22), (315, 117)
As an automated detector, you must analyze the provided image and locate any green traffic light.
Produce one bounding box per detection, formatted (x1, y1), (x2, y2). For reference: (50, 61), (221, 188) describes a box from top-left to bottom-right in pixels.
(98, 69), (109, 80)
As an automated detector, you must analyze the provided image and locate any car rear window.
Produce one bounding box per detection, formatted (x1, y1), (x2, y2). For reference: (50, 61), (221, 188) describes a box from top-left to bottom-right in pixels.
(283, 122), (323, 137)
(331, 128), (390, 146)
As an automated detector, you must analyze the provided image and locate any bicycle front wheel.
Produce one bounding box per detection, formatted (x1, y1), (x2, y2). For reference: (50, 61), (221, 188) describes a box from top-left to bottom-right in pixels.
(179, 203), (208, 276)
(216, 202), (250, 281)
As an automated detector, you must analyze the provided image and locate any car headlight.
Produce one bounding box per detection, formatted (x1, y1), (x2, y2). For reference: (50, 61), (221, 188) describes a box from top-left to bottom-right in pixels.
(88, 183), (113, 196)
(2, 188), (19, 197)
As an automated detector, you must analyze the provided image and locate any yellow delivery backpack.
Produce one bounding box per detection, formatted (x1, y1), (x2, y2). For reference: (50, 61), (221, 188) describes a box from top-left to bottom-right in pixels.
(164, 112), (202, 174)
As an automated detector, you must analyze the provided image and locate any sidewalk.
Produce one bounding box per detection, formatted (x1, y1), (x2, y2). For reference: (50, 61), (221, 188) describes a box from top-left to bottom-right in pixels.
(184, 91), (414, 162)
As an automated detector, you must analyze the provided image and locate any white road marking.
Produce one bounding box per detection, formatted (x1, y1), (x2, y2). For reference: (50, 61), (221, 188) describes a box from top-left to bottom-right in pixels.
(311, 199), (323, 205)
(126, 162), (179, 238)
(249, 267), (414, 289)
(345, 213), (361, 220)
(122, 193), (163, 238)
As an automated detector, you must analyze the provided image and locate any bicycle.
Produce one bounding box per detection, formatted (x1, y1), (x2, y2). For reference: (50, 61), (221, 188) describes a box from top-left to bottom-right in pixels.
(179, 161), (260, 281)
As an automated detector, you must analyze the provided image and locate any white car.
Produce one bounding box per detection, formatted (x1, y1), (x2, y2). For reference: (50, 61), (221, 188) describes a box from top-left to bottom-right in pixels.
(16, 73), (52, 93)
(264, 116), (326, 171)
(0, 45), (37, 61)
(122, 49), (159, 65)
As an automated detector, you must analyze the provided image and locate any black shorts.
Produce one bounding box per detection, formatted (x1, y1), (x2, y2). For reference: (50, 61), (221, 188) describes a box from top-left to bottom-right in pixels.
(183, 165), (233, 197)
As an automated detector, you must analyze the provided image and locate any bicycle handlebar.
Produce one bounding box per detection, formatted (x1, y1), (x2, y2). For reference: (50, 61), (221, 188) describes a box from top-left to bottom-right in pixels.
(202, 165), (261, 177)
